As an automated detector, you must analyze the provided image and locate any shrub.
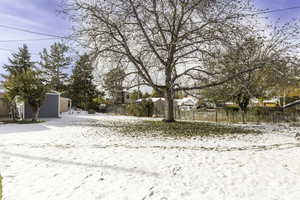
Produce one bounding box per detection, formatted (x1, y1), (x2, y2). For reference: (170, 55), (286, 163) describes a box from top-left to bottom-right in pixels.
(249, 106), (281, 116)
(127, 99), (154, 117)
(224, 105), (240, 114)
(88, 109), (96, 114)
(98, 104), (107, 113)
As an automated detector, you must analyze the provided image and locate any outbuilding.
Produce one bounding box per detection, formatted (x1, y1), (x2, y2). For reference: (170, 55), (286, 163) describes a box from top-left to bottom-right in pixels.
(18, 92), (60, 119)
(0, 91), (9, 119)
(60, 97), (72, 113)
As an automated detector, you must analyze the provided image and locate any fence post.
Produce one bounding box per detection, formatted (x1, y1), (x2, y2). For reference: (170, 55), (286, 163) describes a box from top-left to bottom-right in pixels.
(215, 109), (218, 123)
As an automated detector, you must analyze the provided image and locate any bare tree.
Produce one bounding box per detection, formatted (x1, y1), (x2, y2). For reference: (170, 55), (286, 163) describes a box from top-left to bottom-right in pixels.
(64, 0), (298, 122)
(202, 28), (300, 123)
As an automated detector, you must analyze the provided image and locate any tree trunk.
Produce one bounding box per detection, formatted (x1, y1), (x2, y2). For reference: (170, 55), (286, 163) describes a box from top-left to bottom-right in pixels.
(239, 101), (249, 124)
(164, 89), (175, 122)
(31, 106), (40, 122)
(241, 110), (246, 124)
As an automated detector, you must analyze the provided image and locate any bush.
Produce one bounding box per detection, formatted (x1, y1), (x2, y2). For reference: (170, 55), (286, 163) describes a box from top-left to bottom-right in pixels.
(88, 109), (96, 114)
(127, 99), (154, 117)
(249, 106), (281, 116)
(224, 105), (240, 114)
(98, 104), (107, 113)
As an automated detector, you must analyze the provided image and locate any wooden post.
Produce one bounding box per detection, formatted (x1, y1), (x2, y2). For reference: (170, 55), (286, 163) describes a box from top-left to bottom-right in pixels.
(215, 108), (218, 123)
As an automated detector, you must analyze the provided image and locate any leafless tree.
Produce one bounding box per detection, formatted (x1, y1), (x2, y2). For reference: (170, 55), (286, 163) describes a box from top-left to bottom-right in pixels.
(202, 25), (300, 123)
(64, 0), (298, 122)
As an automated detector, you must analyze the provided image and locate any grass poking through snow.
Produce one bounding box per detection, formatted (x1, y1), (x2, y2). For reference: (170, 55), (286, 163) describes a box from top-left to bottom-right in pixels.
(1, 120), (45, 124)
(106, 120), (261, 139)
(0, 175), (2, 200)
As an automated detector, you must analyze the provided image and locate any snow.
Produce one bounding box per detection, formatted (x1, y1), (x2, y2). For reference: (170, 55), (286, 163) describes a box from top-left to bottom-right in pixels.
(0, 113), (300, 200)
(136, 97), (165, 103)
(176, 97), (198, 106)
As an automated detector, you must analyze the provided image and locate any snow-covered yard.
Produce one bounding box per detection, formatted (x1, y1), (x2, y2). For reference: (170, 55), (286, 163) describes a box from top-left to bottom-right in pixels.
(0, 113), (300, 200)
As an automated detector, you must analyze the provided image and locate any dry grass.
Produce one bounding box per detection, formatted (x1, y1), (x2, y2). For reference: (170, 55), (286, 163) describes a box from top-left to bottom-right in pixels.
(0, 120), (45, 124)
(0, 175), (2, 200)
(107, 120), (261, 139)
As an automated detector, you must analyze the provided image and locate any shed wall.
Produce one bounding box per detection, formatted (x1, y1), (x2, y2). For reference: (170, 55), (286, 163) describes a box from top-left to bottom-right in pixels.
(25, 94), (59, 119)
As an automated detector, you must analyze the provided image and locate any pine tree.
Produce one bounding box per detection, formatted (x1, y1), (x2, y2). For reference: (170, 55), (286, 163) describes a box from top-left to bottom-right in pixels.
(69, 54), (100, 110)
(3, 44), (34, 77)
(4, 69), (49, 122)
(40, 43), (70, 92)
(103, 67), (125, 104)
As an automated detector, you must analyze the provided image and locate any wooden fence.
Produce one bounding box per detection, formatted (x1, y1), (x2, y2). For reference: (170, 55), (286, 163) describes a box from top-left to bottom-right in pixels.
(175, 108), (300, 123)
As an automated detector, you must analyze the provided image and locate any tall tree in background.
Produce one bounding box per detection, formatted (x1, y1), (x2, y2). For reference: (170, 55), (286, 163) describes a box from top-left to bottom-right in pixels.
(103, 67), (126, 104)
(40, 43), (71, 92)
(2, 44), (33, 77)
(2, 44), (35, 120)
(3, 45), (48, 122)
(69, 54), (100, 110)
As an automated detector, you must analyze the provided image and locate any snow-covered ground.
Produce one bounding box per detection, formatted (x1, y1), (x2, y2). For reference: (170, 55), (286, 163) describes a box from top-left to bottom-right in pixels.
(0, 113), (300, 200)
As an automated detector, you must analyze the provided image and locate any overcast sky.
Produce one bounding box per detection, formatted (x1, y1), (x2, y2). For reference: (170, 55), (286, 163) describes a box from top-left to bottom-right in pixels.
(0, 0), (299, 75)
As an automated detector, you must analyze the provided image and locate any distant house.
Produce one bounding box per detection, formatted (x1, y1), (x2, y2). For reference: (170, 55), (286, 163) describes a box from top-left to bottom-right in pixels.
(263, 98), (280, 108)
(175, 97), (198, 111)
(136, 97), (165, 116)
(111, 90), (131, 104)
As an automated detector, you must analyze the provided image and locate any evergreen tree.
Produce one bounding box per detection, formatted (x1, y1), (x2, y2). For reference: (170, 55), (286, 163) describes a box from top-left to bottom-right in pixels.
(40, 43), (71, 92)
(103, 67), (126, 104)
(4, 69), (49, 122)
(130, 90), (143, 101)
(69, 54), (100, 110)
(3, 44), (34, 77)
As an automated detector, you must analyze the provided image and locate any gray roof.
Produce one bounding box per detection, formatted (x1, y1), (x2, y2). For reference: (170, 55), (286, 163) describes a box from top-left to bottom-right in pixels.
(284, 99), (300, 109)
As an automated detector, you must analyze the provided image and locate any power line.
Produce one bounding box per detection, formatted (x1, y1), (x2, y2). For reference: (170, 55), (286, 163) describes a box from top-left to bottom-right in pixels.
(0, 47), (14, 52)
(0, 38), (63, 43)
(0, 47), (40, 55)
(0, 24), (70, 39)
(0, 5), (299, 44)
(250, 6), (300, 16)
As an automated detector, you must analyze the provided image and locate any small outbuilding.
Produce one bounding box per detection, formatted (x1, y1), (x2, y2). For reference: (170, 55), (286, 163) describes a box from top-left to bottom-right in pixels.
(60, 97), (72, 113)
(0, 92), (9, 118)
(18, 92), (61, 119)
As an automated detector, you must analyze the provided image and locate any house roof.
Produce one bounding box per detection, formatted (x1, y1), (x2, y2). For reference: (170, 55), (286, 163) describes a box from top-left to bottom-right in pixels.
(136, 97), (198, 106)
(61, 97), (72, 101)
(176, 97), (198, 106)
(136, 97), (165, 103)
(263, 98), (279, 104)
(284, 99), (300, 109)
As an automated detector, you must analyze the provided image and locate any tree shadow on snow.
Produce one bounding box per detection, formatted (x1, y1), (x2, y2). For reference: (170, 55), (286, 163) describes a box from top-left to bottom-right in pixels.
(90, 142), (300, 152)
(0, 124), (50, 134)
(0, 151), (160, 177)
